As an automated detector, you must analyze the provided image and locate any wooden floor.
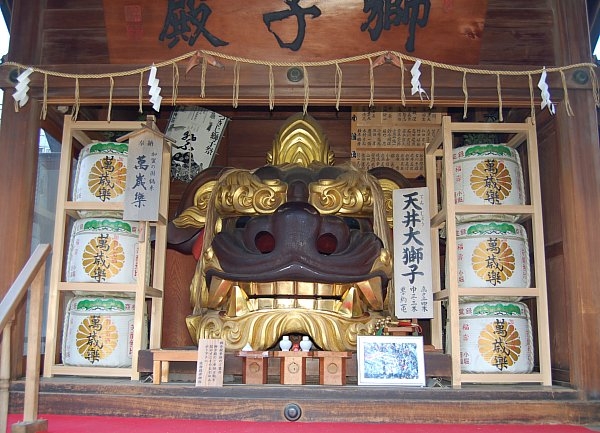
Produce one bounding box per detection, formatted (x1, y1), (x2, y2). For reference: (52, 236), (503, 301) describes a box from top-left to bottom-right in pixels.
(8, 375), (600, 425)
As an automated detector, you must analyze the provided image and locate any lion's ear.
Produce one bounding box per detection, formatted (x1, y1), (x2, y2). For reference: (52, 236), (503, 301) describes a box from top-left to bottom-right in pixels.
(368, 167), (413, 228)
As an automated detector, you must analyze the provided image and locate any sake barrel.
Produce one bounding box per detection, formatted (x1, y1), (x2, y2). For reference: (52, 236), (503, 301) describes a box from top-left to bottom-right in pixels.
(453, 144), (526, 222)
(72, 141), (128, 204)
(66, 218), (140, 284)
(457, 301), (533, 373)
(62, 296), (146, 367)
(455, 221), (530, 291)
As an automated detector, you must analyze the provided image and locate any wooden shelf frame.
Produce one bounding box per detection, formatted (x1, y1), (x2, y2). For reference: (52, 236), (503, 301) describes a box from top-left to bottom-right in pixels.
(43, 116), (170, 380)
(425, 116), (552, 388)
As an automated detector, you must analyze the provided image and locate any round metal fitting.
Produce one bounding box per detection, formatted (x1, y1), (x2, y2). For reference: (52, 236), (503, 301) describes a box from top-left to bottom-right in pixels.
(572, 69), (589, 85)
(9, 68), (19, 83)
(287, 67), (303, 83)
(283, 402), (302, 421)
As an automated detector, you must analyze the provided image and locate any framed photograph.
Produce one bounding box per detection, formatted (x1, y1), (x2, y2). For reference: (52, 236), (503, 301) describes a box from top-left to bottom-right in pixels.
(357, 335), (426, 386)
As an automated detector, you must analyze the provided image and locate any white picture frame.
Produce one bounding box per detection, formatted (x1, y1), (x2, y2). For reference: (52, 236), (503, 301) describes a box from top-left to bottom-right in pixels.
(357, 335), (426, 386)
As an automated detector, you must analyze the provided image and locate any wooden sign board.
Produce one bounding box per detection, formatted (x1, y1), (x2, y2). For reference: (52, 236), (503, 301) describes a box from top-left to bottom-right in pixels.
(393, 187), (433, 319)
(350, 106), (443, 178)
(102, 1), (487, 64)
(195, 339), (225, 387)
(123, 129), (164, 221)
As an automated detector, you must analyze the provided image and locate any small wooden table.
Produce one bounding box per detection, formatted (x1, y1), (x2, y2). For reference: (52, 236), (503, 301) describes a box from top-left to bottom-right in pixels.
(311, 351), (352, 385)
(150, 349), (197, 384)
(236, 351), (271, 384)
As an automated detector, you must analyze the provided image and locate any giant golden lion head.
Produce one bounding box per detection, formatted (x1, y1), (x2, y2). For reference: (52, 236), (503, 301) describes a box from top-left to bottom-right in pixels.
(167, 114), (409, 351)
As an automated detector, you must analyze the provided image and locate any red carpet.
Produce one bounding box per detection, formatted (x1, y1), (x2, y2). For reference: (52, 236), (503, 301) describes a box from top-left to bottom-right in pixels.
(6, 414), (596, 433)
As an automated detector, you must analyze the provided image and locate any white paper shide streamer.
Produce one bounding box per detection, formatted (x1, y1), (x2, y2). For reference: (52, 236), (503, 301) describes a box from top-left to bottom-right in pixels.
(147, 64), (162, 112)
(537, 67), (555, 115)
(410, 60), (428, 100)
(12, 67), (34, 108)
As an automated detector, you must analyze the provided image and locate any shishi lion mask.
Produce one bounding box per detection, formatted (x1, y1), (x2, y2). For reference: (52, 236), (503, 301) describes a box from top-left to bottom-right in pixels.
(167, 114), (409, 351)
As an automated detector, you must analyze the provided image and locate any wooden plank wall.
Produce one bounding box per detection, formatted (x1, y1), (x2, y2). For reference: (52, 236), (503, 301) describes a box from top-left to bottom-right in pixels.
(42, 0), (109, 65)
(481, 0), (554, 65)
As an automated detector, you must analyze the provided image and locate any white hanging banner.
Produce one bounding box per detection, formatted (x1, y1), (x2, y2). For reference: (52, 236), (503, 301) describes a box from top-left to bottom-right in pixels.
(123, 129), (163, 221)
(393, 187), (433, 319)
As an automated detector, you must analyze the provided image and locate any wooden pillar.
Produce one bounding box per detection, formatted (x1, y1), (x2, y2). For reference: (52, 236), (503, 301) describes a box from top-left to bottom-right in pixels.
(552, 0), (600, 398)
(0, 0), (44, 378)
(0, 97), (41, 379)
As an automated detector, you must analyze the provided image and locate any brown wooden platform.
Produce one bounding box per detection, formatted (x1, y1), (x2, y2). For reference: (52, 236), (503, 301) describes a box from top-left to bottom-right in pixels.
(7, 376), (600, 426)
(8, 351), (600, 426)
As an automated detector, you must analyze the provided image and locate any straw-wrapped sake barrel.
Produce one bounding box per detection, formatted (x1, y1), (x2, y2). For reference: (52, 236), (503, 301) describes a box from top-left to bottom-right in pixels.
(66, 218), (141, 284)
(457, 301), (534, 373)
(62, 296), (146, 367)
(453, 143), (526, 222)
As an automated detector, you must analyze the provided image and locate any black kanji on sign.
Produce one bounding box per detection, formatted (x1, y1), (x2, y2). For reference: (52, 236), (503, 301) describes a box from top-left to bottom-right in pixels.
(361, 0), (431, 52)
(160, 0), (229, 48)
(263, 0), (322, 51)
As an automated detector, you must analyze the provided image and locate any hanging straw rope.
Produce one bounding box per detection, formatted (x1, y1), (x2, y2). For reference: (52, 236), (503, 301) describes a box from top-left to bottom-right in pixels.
(302, 65), (309, 115)
(399, 56), (406, 107)
(12, 66), (20, 112)
(72, 77), (80, 121)
(201, 56), (207, 98)
(1, 49), (596, 116)
(368, 57), (374, 107)
(528, 74), (536, 125)
(172, 62), (179, 106)
(462, 71), (468, 119)
(268, 65), (275, 110)
(41, 73), (48, 120)
(496, 73), (503, 122)
(560, 70), (575, 117)
(590, 66), (600, 107)
(334, 62), (342, 111)
(232, 60), (240, 108)
(138, 71), (143, 114)
(429, 65), (435, 109)
(107, 76), (114, 122)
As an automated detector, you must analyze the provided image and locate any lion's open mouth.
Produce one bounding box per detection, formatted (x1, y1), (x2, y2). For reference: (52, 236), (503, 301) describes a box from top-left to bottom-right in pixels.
(205, 276), (385, 318)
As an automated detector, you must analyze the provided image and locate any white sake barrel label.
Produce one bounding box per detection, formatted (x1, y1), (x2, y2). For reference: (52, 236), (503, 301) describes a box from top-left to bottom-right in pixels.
(458, 302), (533, 373)
(73, 141), (128, 203)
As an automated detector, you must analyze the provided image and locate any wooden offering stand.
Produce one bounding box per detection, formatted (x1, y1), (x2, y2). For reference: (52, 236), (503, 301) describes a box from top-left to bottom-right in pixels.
(273, 351), (312, 385)
(236, 351), (271, 384)
(311, 351), (352, 385)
